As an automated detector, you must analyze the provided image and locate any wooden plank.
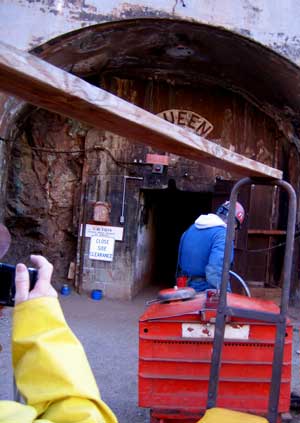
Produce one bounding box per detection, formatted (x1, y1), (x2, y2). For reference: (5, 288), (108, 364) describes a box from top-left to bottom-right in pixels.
(0, 41), (282, 179)
(248, 229), (286, 235)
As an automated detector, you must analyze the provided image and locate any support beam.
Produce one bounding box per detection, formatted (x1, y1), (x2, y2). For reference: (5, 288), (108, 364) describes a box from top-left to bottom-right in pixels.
(0, 41), (282, 179)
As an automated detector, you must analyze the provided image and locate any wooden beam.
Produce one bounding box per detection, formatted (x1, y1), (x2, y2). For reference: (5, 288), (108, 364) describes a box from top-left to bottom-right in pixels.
(248, 229), (286, 236)
(0, 41), (282, 179)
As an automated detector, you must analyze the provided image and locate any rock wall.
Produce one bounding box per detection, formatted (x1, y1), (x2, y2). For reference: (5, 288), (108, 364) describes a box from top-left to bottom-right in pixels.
(5, 110), (84, 286)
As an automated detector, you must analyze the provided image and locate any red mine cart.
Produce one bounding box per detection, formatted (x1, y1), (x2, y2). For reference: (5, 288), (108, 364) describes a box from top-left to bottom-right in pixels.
(139, 177), (296, 423)
(139, 291), (292, 422)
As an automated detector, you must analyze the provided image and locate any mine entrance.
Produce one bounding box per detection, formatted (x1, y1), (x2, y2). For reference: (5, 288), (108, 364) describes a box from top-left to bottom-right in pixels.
(137, 186), (212, 289)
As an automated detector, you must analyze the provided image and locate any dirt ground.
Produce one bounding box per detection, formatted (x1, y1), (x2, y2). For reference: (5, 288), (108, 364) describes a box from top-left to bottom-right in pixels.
(0, 288), (299, 423)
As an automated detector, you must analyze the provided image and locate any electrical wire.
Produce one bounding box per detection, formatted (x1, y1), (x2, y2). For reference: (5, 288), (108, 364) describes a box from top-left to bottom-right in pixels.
(1, 135), (141, 174)
(236, 231), (300, 253)
(31, 146), (84, 154)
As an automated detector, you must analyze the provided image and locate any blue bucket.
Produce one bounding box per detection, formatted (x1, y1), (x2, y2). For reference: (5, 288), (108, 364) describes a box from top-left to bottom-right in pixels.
(91, 289), (103, 301)
(60, 284), (71, 296)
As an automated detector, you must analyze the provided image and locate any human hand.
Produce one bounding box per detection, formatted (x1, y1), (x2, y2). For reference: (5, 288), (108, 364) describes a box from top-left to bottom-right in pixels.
(15, 255), (57, 305)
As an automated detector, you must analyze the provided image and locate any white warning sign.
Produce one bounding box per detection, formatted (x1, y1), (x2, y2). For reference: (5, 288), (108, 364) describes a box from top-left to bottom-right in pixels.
(81, 224), (123, 241)
(89, 236), (115, 262)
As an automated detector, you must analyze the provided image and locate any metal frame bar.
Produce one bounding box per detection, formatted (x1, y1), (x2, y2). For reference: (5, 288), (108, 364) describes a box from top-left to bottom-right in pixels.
(206, 177), (296, 423)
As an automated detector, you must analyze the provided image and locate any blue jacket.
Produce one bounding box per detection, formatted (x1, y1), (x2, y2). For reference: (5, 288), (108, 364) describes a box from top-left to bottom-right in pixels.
(177, 214), (232, 290)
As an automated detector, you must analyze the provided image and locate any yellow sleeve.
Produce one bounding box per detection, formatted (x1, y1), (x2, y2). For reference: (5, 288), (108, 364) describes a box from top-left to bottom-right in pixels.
(197, 407), (268, 422)
(0, 297), (118, 423)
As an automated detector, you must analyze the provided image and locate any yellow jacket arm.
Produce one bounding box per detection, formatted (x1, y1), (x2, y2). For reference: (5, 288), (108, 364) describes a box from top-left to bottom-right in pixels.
(197, 407), (268, 422)
(0, 297), (118, 423)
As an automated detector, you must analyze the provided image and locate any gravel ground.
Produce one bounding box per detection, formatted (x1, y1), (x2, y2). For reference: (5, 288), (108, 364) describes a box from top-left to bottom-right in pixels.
(0, 289), (299, 422)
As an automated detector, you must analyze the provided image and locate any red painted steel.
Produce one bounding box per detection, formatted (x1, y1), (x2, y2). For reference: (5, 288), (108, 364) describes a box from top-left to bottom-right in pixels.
(138, 293), (292, 422)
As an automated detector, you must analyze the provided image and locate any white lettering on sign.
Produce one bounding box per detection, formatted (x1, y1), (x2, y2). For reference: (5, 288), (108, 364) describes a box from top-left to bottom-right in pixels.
(182, 323), (250, 339)
(157, 109), (213, 138)
(89, 236), (115, 262)
(81, 224), (123, 241)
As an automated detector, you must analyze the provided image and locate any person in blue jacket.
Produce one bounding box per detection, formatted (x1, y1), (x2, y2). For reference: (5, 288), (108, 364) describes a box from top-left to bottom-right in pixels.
(177, 201), (245, 291)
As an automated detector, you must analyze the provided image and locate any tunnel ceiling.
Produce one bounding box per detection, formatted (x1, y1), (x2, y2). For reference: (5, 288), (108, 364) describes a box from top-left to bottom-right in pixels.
(27, 19), (300, 133)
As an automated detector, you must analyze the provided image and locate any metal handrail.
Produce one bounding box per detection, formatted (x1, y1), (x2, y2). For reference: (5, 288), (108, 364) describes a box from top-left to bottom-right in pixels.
(206, 177), (296, 423)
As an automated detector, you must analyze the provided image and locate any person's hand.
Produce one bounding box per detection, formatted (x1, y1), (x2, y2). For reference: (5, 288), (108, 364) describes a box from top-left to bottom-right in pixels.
(15, 255), (57, 305)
